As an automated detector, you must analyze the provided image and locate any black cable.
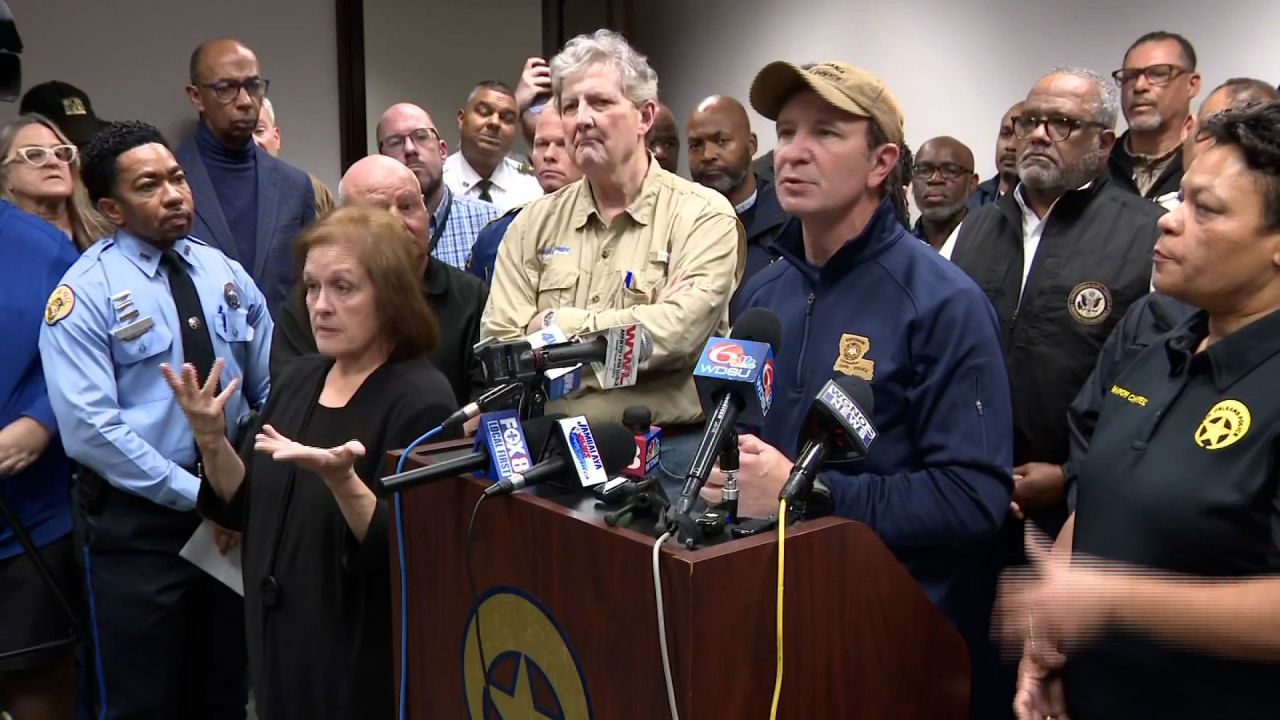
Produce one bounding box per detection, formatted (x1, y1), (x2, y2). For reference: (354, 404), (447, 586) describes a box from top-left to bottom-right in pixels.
(465, 493), (492, 708)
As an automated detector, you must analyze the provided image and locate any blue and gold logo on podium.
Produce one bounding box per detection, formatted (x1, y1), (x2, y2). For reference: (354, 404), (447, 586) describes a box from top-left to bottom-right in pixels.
(462, 587), (593, 719)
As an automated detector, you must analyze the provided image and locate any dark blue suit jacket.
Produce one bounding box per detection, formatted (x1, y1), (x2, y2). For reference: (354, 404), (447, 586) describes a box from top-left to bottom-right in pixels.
(175, 139), (315, 314)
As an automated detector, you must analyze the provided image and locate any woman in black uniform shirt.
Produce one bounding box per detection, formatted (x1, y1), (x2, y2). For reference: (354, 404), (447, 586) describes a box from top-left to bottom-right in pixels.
(163, 207), (456, 719)
(1000, 102), (1280, 719)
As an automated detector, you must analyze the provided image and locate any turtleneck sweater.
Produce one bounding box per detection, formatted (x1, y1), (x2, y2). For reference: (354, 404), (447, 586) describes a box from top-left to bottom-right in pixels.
(195, 121), (258, 266)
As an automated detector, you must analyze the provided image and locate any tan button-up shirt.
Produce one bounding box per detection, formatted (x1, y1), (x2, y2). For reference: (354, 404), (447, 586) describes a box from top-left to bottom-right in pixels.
(481, 161), (745, 426)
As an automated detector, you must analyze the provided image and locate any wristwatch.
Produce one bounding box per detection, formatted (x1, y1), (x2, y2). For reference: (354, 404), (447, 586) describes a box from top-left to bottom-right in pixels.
(541, 309), (557, 329)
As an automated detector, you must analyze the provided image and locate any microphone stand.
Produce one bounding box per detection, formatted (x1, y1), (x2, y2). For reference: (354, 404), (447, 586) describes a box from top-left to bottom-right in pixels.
(516, 381), (547, 422)
(719, 431), (739, 526)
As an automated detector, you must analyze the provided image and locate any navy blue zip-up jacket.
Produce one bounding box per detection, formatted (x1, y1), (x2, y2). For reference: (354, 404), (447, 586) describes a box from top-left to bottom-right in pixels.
(732, 198), (1013, 641)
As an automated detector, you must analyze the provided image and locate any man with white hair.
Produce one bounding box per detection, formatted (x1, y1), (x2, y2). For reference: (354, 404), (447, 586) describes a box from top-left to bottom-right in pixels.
(252, 98), (337, 217)
(951, 67), (1163, 543)
(271, 154), (488, 404)
(481, 29), (744, 464)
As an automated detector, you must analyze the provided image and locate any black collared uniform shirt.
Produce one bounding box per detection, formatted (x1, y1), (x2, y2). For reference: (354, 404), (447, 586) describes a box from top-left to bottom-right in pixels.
(1067, 308), (1280, 719)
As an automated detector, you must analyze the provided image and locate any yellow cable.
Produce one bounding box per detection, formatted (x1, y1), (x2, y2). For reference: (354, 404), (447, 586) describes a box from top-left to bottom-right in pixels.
(769, 499), (787, 719)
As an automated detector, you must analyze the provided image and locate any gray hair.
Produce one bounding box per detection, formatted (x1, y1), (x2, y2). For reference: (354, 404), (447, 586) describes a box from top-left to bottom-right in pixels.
(550, 29), (659, 107)
(1047, 66), (1120, 128)
(260, 97), (275, 126)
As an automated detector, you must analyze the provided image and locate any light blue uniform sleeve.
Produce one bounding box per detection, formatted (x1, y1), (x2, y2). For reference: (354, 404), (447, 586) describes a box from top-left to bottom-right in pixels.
(39, 274), (201, 509)
(235, 262), (273, 412)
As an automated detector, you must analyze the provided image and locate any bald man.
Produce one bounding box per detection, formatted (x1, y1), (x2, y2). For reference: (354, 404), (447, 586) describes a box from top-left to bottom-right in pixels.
(468, 106), (583, 283)
(376, 102), (498, 270)
(647, 102), (680, 173)
(687, 95), (788, 291)
(272, 155), (488, 403)
(177, 38), (317, 314)
(910, 136), (978, 258)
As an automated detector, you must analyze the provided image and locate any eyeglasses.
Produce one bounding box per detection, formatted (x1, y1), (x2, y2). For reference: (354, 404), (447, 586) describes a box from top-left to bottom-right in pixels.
(380, 128), (439, 152)
(1111, 64), (1188, 88)
(198, 77), (270, 103)
(1012, 114), (1109, 142)
(5, 144), (77, 167)
(912, 163), (972, 181)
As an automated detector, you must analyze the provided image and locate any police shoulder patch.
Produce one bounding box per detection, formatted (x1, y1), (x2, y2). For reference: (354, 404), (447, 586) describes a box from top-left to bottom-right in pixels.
(44, 285), (76, 326)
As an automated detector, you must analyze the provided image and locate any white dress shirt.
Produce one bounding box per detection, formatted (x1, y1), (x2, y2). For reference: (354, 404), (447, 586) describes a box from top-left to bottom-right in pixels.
(443, 152), (543, 212)
(1011, 181), (1093, 300)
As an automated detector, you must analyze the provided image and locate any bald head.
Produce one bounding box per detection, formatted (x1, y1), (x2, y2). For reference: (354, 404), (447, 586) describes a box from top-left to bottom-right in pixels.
(375, 103), (447, 210)
(340, 155), (430, 255)
(647, 103), (680, 173)
(1183, 78), (1280, 168)
(912, 136), (978, 225)
(918, 137), (974, 170)
(189, 38), (254, 84)
(686, 95), (758, 201)
(996, 102), (1023, 180)
(185, 39), (264, 148)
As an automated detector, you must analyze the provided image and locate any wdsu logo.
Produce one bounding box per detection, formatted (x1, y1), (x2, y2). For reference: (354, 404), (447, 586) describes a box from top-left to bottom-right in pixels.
(462, 587), (593, 719)
(698, 341), (759, 378)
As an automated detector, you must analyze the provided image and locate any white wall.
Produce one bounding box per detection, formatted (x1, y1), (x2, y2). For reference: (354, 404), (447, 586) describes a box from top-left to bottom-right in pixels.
(363, 0), (542, 156)
(3, 0), (341, 187)
(632, 0), (1280, 180)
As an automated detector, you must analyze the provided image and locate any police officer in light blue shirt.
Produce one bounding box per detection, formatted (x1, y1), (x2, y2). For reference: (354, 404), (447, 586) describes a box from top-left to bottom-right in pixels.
(38, 120), (270, 719)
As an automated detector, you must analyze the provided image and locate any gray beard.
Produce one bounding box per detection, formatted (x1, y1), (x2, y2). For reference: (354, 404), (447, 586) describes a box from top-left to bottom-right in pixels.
(698, 166), (749, 197)
(1127, 110), (1164, 133)
(1020, 146), (1105, 194)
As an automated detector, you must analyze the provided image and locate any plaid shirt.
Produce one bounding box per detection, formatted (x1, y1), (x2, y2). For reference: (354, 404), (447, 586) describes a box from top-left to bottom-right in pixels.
(431, 186), (499, 269)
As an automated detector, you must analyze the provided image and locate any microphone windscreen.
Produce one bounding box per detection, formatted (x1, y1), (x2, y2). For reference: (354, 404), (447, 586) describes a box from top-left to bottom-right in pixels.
(523, 413), (567, 457)
(591, 421), (643, 476)
(731, 307), (784, 350)
(831, 374), (875, 415)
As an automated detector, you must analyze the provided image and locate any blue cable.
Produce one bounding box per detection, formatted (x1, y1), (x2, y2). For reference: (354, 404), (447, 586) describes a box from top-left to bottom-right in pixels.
(394, 424), (444, 720)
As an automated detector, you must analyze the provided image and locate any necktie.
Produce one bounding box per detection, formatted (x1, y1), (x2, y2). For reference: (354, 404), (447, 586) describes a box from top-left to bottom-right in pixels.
(475, 179), (494, 203)
(161, 250), (216, 383)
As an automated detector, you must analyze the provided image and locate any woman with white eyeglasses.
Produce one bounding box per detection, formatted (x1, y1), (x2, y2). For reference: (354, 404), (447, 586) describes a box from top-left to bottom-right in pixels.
(0, 114), (111, 250)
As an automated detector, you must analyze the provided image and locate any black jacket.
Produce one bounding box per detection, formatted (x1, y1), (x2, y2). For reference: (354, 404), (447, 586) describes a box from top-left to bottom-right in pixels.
(735, 177), (788, 299)
(1107, 131), (1184, 202)
(1065, 292), (1196, 507)
(951, 175), (1164, 469)
(271, 258), (488, 405)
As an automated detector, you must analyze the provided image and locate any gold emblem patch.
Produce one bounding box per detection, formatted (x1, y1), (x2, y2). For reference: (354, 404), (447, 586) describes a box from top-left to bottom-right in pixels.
(1195, 399), (1251, 450)
(44, 285), (75, 326)
(1067, 282), (1112, 325)
(463, 588), (591, 718)
(61, 97), (88, 116)
(833, 333), (875, 380)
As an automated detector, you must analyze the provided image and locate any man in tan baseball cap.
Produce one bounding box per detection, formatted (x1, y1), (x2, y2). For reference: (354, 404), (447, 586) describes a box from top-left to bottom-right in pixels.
(714, 60), (1013, 720)
(750, 60), (905, 145)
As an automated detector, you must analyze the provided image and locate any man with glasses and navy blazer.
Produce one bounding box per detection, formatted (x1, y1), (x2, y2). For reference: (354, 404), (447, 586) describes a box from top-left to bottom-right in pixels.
(177, 38), (316, 316)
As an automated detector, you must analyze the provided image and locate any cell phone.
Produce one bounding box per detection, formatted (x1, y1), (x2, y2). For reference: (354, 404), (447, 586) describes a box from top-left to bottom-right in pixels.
(729, 516), (778, 539)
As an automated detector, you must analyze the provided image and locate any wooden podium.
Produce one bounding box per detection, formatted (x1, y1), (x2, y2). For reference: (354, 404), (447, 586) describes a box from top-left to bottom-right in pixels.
(388, 441), (969, 719)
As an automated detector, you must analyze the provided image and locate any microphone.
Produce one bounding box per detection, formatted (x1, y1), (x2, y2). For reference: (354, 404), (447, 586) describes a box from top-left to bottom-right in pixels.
(524, 323), (583, 400)
(477, 324), (652, 388)
(778, 376), (878, 505)
(484, 418), (634, 497)
(621, 405), (662, 479)
(440, 382), (525, 432)
(380, 412), (559, 493)
(671, 308), (783, 517)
